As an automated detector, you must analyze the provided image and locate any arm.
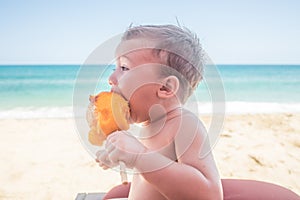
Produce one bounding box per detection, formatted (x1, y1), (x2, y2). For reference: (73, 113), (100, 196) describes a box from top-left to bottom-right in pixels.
(135, 114), (223, 200)
(96, 113), (222, 200)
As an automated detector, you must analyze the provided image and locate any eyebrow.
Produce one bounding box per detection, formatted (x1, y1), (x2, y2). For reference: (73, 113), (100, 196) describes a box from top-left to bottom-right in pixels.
(118, 55), (133, 65)
(121, 55), (131, 60)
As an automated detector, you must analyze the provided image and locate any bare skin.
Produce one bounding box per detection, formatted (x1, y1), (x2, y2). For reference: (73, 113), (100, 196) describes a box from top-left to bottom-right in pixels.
(128, 108), (222, 200)
(96, 46), (223, 200)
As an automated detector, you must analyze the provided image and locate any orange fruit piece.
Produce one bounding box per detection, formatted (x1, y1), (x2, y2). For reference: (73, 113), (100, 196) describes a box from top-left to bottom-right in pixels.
(87, 91), (130, 146)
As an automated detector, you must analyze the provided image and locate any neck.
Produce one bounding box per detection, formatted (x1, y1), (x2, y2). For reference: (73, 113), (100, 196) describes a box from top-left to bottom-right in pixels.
(139, 106), (183, 139)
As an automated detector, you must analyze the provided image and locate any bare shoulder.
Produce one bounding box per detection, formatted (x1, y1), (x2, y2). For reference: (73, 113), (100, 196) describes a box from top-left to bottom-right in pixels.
(173, 109), (207, 156)
(174, 109), (219, 178)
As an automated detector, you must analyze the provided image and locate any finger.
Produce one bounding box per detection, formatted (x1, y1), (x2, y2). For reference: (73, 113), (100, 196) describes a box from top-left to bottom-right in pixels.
(96, 149), (107, 156)
(99, 161), (110, 170)
(106, 130), (122, 141)
(102, 165), (110, 170)
(99, 156), (114, 169)
(105, 137), (114, 149)
(105, 133), (118, 150)
(108, 149), (122, 165)
(95, 150), (105, 161)
(106, 142), (116, 154)
(96, 150), (110, 164)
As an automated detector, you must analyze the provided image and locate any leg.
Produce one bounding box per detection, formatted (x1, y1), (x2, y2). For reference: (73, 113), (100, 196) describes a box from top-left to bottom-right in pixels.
(102, 183), (130, 199)
(222, 179), (300, 200)
(103, 179), (300, 200)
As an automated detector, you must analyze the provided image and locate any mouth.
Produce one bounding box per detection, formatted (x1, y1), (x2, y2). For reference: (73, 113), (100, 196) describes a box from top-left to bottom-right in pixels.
(111, 88), (128, 101)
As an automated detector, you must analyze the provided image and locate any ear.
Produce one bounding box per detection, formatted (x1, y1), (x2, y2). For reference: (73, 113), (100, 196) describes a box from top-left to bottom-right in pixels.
(157, 76), (179, 99)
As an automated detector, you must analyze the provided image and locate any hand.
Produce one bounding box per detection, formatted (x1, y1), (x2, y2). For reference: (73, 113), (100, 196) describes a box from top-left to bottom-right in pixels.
(96, 131), (147, 169)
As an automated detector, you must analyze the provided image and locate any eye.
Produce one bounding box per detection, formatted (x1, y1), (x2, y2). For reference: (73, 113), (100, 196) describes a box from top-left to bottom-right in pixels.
(120, 65), (129, 71)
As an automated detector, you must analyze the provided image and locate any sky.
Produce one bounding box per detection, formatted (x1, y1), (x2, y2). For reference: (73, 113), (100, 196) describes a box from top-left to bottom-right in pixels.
(0, 0), (300, 64)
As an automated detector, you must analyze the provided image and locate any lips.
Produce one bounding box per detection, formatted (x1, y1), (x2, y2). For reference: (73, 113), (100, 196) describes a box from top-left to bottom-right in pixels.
(111, 88), (128, 101)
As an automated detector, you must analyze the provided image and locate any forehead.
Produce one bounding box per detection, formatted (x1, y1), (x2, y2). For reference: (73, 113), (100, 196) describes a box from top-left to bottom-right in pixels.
(115, 38), (157, 57)
(118, 49), (160, 67)
(115, 39), (164, 65)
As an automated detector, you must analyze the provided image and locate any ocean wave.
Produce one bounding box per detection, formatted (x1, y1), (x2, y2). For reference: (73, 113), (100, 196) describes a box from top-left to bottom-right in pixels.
(197, 102), (300, 115)
(0, 107), (74, 119)
(1, 102), (300, 119)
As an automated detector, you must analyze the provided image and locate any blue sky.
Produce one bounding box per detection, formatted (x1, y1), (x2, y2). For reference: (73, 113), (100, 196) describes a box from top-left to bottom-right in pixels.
(0, 0), (299, 64)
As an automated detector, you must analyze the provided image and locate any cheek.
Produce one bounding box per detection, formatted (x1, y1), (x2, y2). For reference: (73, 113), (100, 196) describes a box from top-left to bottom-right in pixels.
(132, 85), (158, 103)
(118, 68), (161, 101)
(129, 89), (148, 112)
(128, 86), (158, 120)
(118, 76), (138, 101)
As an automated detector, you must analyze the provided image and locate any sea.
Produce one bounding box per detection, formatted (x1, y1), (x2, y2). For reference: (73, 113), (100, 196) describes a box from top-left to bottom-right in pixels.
(1, 64), (300, 119)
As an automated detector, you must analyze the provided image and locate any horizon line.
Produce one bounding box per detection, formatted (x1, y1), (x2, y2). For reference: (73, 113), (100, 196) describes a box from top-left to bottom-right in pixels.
(1, 63), (300, 66)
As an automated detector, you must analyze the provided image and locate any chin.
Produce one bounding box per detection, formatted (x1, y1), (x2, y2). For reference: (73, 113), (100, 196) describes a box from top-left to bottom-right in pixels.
(131, 116), (147, 125)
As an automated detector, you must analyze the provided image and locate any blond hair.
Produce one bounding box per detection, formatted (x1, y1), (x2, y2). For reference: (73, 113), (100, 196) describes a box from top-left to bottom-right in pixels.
(121, 24), (204, 103)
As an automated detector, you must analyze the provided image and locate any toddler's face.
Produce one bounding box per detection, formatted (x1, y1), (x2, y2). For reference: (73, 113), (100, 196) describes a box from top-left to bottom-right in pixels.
(109, 48), (164, 124)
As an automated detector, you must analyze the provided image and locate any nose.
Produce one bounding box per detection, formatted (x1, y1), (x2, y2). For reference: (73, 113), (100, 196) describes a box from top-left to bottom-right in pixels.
(108, 70), (118, 86)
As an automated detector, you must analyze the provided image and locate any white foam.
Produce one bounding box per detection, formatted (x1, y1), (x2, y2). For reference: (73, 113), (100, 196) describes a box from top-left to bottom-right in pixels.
(0, 107), (74, 119)
(1, 102), (300, 119)
(197, 102), (300, 115)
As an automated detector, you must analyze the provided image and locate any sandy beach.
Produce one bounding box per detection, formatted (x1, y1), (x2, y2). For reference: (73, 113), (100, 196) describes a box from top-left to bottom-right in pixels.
(0, 113), (299, 199)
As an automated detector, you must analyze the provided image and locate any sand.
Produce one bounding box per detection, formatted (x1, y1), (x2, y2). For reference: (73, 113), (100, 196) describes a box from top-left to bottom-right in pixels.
(0, 114), (299, 199)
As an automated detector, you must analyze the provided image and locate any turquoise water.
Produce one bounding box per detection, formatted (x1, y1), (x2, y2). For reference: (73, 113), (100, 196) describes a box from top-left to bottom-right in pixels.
(208, 65), (300, 102)
(0, 65), (78, 108)
(0, 64), (300, 117)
